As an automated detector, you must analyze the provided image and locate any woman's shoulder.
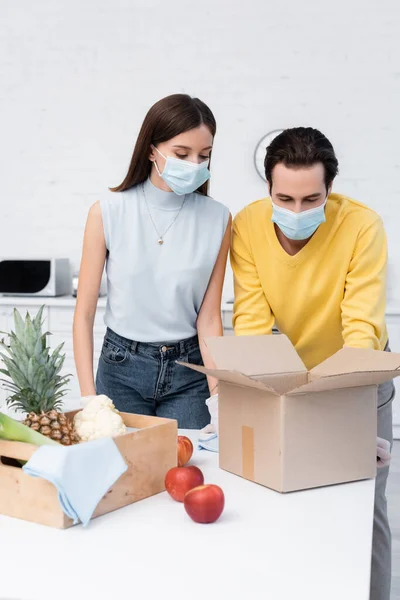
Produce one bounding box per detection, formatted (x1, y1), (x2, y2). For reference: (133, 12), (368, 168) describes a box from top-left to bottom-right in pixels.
(99, 186), (140, 215)
(193, 194), (230, 232)
(192, 192), (230, 217)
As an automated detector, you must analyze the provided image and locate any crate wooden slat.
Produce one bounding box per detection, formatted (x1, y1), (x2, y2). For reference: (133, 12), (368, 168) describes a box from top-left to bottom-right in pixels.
(0, 412), (178, 528)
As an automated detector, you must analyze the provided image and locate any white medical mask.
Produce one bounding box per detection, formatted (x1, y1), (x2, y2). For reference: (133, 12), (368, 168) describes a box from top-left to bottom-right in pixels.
(152, 146), (210, 195)
(271, 198), (328, 241)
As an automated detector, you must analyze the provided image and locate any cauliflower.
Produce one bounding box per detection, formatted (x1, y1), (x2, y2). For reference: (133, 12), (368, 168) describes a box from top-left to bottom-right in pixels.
(74, 395), (127, 442)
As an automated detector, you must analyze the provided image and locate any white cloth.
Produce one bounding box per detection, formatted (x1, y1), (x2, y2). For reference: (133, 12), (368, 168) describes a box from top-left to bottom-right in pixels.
(198, 425), (219, 452)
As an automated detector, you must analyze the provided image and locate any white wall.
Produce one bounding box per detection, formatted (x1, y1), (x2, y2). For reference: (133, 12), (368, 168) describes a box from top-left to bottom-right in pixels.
(1, 0), (400, 301)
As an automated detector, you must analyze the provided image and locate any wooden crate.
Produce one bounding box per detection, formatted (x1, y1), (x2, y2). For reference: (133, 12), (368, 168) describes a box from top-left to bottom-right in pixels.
(0, 412), (178, 528)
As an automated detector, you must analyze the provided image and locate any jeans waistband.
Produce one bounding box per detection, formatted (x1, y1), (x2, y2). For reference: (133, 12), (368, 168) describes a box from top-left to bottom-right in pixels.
(104, 328), (200, 359)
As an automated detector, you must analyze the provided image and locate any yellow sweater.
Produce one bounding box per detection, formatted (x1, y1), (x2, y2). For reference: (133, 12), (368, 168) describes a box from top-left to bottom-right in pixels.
(231, 194), (388, 370)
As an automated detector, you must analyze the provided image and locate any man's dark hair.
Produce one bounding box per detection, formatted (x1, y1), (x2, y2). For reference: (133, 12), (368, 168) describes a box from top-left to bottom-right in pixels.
(264, 127), (339, 192)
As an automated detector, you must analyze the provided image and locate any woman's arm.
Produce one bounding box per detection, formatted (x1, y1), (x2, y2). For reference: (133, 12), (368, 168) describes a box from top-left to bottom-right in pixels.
(73, 201), (107, 397)
(197, 215), (232, 394)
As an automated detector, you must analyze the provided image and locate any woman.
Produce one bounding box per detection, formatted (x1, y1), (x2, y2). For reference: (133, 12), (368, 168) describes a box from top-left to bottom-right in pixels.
(73, 94), (231, 429)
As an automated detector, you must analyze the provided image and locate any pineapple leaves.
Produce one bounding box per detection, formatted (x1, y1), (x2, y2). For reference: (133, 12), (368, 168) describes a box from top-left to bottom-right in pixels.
(25, 313), (38, 357)
(13, 308), (26, 342)
(0, 306), (71, 413)
(1, 356), (30, 389)
(0, 379), (20, 393)
(32, 305), (45, 333)
(7, 333), (30, 369)
(41, 332), (52, 353)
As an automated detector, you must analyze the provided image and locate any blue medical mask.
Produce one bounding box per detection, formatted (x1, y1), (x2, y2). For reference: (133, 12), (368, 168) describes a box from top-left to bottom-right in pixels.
(152, 146), (210, 195)
(271, 198), (328, 241)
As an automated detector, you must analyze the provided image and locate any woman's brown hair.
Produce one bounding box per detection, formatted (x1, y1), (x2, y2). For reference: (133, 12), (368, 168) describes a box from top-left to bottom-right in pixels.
(111, 94), (216, 195)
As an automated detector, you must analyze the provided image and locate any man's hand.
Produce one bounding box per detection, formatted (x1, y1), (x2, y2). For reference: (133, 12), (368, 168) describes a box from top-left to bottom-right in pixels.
(205, 393), (218, 429)
(377, 437), (391, 468)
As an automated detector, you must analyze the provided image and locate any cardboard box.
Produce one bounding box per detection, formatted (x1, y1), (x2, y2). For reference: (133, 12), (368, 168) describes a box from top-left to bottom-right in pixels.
(180, 335), (400, 492)
(0, 412), (177, 528)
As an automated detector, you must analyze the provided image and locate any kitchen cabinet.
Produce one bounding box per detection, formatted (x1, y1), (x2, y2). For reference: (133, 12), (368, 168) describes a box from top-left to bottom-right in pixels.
(2, 297), (400, 438)
(0, 298), (234, 414)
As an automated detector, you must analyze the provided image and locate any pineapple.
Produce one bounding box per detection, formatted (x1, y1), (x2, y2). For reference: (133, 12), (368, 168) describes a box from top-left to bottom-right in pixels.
(0, 306), (79, 445)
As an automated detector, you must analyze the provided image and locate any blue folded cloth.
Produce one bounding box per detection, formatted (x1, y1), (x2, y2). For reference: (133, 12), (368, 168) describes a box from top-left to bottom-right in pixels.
(23, 438), (128, 526)
(198, 431), (219, 453)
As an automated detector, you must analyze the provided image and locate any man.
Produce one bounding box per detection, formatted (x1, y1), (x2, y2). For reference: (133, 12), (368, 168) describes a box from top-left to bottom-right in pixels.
(230, 127), (394, 600)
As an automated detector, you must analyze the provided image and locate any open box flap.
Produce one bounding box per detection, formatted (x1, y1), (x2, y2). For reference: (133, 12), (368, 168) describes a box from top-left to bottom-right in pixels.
(310, 346), (400, 377)
(176, 362), (279, 395)
(287, 369), (400, 396)
(204, 334), (306, 376)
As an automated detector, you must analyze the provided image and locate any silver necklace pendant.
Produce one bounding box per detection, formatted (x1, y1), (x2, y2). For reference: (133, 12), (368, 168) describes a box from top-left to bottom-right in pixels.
(142, 184), (186, 246)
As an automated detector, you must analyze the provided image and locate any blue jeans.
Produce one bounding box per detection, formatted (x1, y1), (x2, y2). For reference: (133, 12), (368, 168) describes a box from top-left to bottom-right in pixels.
(95, 328), (210, 429)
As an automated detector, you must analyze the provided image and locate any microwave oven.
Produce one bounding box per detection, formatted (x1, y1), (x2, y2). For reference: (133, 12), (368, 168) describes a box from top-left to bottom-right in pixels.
(0, 259), (72, 297)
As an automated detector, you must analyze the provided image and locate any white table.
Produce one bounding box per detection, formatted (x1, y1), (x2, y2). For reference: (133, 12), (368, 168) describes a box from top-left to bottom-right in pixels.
(0, 430), (375, 600)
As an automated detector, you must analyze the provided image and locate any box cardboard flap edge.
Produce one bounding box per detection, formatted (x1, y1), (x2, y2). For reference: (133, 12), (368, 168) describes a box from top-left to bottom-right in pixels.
(288, 346), (400, 395)
(176, 362), (279, 395)
(287, 370), (400, 395)
(179, 338), (400, 397)
(203, 334), (306, 376)
(311, 346), (400, 376)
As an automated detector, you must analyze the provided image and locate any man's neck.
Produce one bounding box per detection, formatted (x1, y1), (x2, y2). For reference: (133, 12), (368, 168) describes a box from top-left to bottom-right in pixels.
(274, 224), (311, 256)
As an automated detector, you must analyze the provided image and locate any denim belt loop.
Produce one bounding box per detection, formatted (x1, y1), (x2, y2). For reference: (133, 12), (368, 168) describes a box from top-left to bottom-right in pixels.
(179, 339), (186, 356)
(130, 340), (138, 354)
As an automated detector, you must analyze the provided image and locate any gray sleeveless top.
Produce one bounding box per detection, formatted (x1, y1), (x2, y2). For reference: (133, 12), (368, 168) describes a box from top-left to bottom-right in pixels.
(100, 178), (230, 343)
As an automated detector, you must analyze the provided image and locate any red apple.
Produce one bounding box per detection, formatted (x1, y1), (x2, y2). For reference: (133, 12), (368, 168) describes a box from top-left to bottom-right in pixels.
(177, 435), (193, 467)
(165, 466), (204, 502)
(184, 484), (225, 523)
